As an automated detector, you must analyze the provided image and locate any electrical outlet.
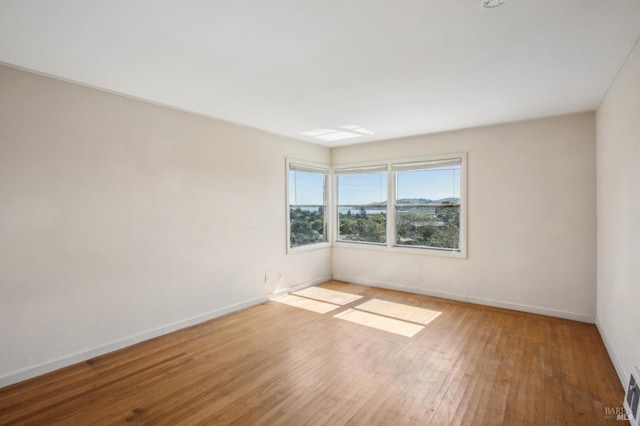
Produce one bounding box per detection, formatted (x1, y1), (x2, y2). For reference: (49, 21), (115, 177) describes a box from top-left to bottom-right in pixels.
(264, 274), (270, 284)
(279, 272), (284, 282)
(624, 366), (640, 426)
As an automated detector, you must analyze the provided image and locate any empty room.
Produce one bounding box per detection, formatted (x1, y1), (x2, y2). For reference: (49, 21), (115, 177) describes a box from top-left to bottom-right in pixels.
(1, 1), (639, 424)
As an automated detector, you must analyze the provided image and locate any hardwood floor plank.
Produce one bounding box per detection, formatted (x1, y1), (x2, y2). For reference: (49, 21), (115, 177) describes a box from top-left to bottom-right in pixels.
(0, 281), (624, 425)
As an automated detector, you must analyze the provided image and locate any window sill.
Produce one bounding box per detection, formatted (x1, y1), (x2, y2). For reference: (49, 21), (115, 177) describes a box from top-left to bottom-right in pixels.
(287, 241), (331, 254)
(332, 241), (467, 259)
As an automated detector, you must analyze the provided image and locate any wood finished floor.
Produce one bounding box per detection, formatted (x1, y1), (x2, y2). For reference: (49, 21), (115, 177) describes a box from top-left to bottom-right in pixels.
(0, 281), (623, 425)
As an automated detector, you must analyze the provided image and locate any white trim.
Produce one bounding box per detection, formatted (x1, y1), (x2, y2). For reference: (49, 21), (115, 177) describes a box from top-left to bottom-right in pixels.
(458, 152), (468, 257)
(333, 241), (387, 252)
(595, 317), (628, 389)
(392, 158), (461, 172)
(331, 152), (468, 258)
(286, 158), (331, 253)
(390, 245), (466, 259)
(0, 295), (270, 389)
(333, 164), (388, 174)
(388, 162), (396, 249)
(333, 274), (595, 323)
(332, 241), (465, 259)
(333, 165), (388, 245)
(331, 171), (340, 244)
(287, 241), (331, 253)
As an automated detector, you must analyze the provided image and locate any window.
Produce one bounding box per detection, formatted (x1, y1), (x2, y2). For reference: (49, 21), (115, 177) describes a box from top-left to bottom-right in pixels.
(336, 166), (387, 244)
(393, 158), (461, 251)
(287, 162), (329, 249)
(287, 154), (466, 257)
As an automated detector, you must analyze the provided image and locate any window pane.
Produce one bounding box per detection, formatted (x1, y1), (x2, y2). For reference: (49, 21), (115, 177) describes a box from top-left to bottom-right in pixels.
(395, 159), (461, 250)
(289, 170), (325, 206)
(337, 172), (387, 205)
(290, 206), (327, 247)
(337, 171), (387, 244)
(338, 206), (386, 243)
(288, 164), (328, 249)
(396, 163), (460, 201)
(396, 205), (459, 249)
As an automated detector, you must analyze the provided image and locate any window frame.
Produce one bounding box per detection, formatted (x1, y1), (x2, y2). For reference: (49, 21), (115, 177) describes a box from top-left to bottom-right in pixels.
(286, 158), (331, 253)
(390, 156), (462, 252)
(334, 165), (388, 246)
(331, 153), (467, 258)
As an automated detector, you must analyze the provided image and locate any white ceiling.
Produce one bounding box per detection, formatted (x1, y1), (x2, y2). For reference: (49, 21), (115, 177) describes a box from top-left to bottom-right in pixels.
(1, 1), (640, 147)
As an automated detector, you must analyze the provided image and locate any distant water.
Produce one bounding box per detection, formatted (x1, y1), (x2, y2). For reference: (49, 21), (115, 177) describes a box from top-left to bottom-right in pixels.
(338, 207), (386, 215)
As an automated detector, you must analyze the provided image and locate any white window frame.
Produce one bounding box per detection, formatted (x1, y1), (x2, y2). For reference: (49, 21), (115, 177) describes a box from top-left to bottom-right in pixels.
(286, 158), (331, 253)
(331, 153), (467, 258)
(334, 164), (389, 246)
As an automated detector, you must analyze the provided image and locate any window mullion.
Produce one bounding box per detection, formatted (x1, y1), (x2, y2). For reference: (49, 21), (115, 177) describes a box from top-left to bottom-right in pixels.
(387, 163), (395, 249)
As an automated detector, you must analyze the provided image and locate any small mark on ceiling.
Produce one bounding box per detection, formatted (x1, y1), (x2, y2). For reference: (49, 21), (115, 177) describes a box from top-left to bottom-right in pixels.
(482, 0), (509, 8)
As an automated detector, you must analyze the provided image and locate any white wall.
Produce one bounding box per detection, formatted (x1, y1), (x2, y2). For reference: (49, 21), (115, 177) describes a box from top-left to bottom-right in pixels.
(596, 38), (640, 387)
(0, 65), (331, 387)
(331, 113), (597, 322)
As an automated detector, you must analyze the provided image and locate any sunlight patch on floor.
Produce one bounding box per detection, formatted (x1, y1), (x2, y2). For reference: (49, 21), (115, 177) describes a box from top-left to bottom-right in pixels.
(292, 286), (363, 305)
(334, 309), (424, 337)
(354, 299), (441, 325)
(272, 294), (340, 314)
(275, 287), (438, 337)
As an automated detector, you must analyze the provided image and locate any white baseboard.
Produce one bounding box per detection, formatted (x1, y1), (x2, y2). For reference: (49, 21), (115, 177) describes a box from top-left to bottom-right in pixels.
(0, 294), (271, 389)
(332, 275), (596, 324)
(1, 274), (334, 389)
(595, 317), (627, 389)
(1, 273), (595, 390)
(271, 274), (333, 298)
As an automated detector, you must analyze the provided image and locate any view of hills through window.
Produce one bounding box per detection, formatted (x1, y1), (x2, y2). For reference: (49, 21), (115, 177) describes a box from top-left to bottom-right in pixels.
(394, 159), (461, 250)
(289, 159), (461, 251)
(337, 170), (388, 244)
(288, 167), (328, 247)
